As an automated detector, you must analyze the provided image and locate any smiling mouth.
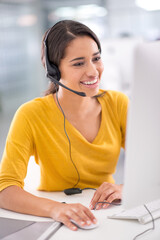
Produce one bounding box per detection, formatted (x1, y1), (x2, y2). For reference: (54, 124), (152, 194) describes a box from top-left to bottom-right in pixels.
(81, 79), (98, 85)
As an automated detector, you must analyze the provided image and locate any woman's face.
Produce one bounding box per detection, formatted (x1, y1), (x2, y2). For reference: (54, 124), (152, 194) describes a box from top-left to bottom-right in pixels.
(59, 36), (104, 97)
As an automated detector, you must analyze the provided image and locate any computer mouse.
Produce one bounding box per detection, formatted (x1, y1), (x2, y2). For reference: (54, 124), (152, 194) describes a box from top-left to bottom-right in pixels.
(71, 219), (99, 230)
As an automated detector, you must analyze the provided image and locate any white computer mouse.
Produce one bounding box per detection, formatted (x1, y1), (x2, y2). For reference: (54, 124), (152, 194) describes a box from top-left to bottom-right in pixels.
(71, 219), (99, 230)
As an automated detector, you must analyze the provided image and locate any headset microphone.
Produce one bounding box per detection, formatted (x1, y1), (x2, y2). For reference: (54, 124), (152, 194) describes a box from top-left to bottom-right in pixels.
(44, 30), (86, 97)
(46, 73), (86, 97)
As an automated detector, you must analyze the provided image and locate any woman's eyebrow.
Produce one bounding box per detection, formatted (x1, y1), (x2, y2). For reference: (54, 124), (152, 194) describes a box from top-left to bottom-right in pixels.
(93, 51), (100, 56)
(70, 51), (100, 62)
(70, 57), (84, 62)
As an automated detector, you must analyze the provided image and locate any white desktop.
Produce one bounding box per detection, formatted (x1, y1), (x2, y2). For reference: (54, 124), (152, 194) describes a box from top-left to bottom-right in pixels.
(108, 40), (160, 229)
(123, 40), (160, 209)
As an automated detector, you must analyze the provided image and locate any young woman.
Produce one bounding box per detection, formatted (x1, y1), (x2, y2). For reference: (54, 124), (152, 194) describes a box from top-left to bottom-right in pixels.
(0, 20), (128, 231)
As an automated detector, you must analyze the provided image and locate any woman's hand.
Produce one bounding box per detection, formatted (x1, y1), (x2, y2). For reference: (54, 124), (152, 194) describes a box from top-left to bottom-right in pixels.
(89, 182), (123, 210)
(50, 202), (97, 231)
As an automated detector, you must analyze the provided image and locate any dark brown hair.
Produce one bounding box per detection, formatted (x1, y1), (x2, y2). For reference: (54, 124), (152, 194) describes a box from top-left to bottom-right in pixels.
(41, 20), (102, 95)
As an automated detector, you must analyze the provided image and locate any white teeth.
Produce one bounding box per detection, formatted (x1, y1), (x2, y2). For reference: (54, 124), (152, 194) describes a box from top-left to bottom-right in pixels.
(83, 79), (97, 85)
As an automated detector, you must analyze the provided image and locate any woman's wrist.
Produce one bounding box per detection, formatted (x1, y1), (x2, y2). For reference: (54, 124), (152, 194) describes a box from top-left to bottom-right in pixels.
(45, 200), (64, 219)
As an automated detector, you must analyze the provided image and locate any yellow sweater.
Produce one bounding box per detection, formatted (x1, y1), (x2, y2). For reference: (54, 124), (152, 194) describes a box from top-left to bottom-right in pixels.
(0, 90), (128, 191)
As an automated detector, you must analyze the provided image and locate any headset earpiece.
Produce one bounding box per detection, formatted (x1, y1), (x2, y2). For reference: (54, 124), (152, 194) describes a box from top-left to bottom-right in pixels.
(44, 31), (61, 81)
(48, 62), (61, 81)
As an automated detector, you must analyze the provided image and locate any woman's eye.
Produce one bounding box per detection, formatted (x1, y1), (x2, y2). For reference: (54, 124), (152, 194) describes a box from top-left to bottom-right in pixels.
(73, 62), (84, 67)
(93, 56), (101, 62)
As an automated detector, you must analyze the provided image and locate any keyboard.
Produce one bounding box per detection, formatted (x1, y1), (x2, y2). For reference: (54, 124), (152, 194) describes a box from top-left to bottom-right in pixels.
(108, 198), (160, 224)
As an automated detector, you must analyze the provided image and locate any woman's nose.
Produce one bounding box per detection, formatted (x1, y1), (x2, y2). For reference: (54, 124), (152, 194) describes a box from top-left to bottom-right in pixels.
(85, 63), (98, 77)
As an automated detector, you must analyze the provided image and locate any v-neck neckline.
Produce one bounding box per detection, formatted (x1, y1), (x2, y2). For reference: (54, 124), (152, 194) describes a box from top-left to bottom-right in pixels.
(48, 94), (104, 145)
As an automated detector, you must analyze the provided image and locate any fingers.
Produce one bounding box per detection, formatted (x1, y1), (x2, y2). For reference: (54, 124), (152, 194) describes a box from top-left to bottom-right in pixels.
(52, 203), (97, 231)
(62, 216), (78, 231)
(99, 192), (121, 209)
(90, 182), (111, 209)
(89, 183), (123, 210)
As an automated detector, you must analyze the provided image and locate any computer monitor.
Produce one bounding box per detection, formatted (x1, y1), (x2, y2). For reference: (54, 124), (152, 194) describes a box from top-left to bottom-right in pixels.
(122, 40), (160, 209)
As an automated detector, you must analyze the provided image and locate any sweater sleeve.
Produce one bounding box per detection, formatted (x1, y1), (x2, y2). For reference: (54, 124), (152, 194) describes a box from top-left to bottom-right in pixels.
(0, 105), (34, 191)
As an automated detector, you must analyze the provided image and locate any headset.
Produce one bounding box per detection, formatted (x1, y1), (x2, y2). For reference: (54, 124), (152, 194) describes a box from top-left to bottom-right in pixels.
(43, 29), (86, 97)
(43, 28), (88, 195)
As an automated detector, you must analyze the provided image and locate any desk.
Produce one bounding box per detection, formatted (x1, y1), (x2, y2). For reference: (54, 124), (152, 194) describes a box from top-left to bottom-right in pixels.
(0, 189), (160, 240)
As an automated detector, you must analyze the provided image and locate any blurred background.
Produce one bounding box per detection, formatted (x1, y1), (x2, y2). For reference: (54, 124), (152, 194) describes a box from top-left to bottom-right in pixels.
(0, 0), (160, 188)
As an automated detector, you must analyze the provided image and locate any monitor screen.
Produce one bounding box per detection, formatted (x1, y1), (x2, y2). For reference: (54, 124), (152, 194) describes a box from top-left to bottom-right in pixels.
(122, 40), (160, 209)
